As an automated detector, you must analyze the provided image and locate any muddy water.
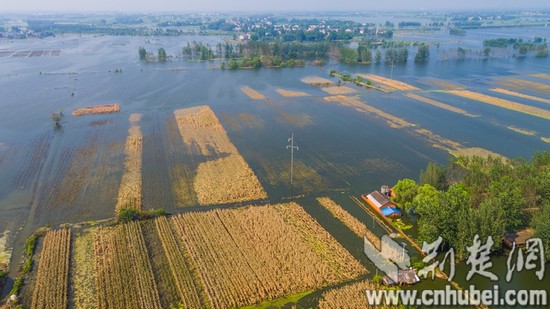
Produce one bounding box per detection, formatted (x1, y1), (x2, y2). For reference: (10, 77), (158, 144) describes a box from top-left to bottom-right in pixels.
(0, 31), (549, 302)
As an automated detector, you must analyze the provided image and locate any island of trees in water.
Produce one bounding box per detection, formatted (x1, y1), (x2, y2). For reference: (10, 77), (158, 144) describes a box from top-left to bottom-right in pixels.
(392, 152), (550, 261)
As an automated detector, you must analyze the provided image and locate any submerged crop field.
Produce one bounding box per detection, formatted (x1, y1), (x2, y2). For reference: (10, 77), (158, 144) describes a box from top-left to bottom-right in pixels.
(0, 11), (549, 308)
(21, 203), (366, 308)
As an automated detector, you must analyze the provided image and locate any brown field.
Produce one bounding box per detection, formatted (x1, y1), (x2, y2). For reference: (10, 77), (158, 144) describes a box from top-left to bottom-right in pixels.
(497, 78), (550, 95)
(324, 95), (413, 128)
(115, 114), (143, 213)
(357, 74), (420, 91)
(275, 88), (310, 97)
(321, 86), (357, 95)
(241, 86), (267, 100)
(531, 74), (550, 80)
(490, 88), (550, 105)
(94, 222), (162, 309)
(172, 202), (366, 308)
(507, 126), (537, 136)
(173, 105), (267, 205)
(405, 93), (478, 117)
(319, 280), (397, 309)
(317, 197), (381, 249)
(31, 229), (71, 309)
(301, 76), (338, 87)
(448, 90), (550, 120)
(72, 104), (120, 116)
(154, 217), (204, 308)
(72, 230), (97, 309)
(541, 137), (550, 144)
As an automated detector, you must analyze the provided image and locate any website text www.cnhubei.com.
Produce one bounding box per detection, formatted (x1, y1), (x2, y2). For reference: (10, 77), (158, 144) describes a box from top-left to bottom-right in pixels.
(366, 285), (547, 306)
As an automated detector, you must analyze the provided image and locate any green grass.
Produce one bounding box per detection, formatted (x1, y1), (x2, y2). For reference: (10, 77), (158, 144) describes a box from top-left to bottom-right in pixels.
(241, 290), (313, 309)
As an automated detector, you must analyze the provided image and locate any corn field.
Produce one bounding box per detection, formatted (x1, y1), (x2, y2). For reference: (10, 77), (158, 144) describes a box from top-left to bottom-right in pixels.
(115, 114), (143, 213)
(94, 221), (162, 309)
(317, 197), (382, 250)
(319, 280), (399, 309)
(171, 202), (366, 308)
(31, 229), (71, 309)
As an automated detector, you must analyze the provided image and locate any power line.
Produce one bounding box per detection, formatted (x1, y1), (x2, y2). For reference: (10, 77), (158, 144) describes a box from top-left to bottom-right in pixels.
(286, 133), (299, 186)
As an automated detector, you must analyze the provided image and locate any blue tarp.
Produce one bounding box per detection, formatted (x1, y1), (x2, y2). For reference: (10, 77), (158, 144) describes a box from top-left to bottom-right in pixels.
(381, 206), (401, 217)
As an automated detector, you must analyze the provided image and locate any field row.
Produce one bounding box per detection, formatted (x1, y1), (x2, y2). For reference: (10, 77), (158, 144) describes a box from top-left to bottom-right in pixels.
(27, 202), (366, 308)
(31, 229), (71, 309)
(115, 114), (143, 213)
(173, 105), (267, 206)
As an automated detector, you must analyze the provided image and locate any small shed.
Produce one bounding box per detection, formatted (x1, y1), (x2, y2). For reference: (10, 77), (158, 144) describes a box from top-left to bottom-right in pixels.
(503, 228), (534, 249)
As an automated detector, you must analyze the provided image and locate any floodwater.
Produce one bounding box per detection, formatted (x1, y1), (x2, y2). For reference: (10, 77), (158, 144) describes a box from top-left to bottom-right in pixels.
(0, 27), (549, 305)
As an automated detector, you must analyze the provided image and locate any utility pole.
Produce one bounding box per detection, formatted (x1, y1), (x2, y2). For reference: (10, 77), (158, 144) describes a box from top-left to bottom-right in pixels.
(286, 133), (299, 187)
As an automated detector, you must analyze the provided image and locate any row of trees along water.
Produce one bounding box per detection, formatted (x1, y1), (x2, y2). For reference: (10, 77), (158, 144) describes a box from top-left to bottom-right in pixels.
(392, 152), (550, 261)
(138, 40), (433, 67)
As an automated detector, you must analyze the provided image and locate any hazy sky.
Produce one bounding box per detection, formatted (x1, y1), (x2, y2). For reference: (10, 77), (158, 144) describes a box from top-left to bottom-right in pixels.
(2, 0), (549, 12)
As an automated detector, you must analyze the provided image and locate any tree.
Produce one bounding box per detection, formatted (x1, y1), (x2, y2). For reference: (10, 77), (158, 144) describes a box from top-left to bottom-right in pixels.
(483, 47), (491, 58)
(531, 204), (550, 261)
(51, 110), (64, 126)
(357, 45), (372, 63)
(138, 47), (146, 60)
(414, 45), (430, 63)
(419, 161), (446, 190)
(393, 179), (418, 212)
(457, 47), (466, 60)
(374, 49), (381, 64)
(413, 184), (440, 216)
(158, 48), (167, 62)
(339, 46), (359, 64)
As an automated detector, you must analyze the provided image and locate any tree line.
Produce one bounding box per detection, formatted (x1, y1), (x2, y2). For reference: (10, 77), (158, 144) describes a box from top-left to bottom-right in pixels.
(392, 152), (550, 261)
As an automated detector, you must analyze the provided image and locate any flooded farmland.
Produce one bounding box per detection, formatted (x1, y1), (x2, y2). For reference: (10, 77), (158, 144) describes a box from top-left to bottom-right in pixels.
(0, 26), (549, 305)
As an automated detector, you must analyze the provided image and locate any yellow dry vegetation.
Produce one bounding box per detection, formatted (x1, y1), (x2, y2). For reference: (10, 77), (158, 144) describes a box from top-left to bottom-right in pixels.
(324, 95), (413, 128)
(72, 104), (121, 116)
(31, 229), (71, 309)
(531, 74), (550, 80)
(317, 197), (381, 249)
(357, 74), (420, 91)
(173, 106), (267, 205)
(0, 230), (10, 266)
(498, 78), (550, 95)
(94, 222), (162, 309)
(321, 86), (357, 95)
(72, 230), (97, 309)
(115, 114), (143, 213)
(507, 126), (537, 136)
(490, 88), (550, 105)
(541, 137), (550, 144)
(405, 93), (478, 117)
(448, 90), (550, 120)
(414, 128), (505, 159)
(301, 76), (337, 87)
(172, 202), (366, 309)
(241, 86), (266, 100)
(319, 280), (398, 309)
(275, 88), (310, 97)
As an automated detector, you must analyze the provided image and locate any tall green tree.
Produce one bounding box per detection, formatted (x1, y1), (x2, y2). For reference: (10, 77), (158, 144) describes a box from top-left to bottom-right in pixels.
(420, 161), (447, 190)
(138, 47), (147, 61)
(374, 49), (382, 64)
(393, 179), (418, 212)
(339, 45), (359, 64)
(414, 45), (430, 63)
(158, 48), (167, 62)
(532, 204), (550, 261)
